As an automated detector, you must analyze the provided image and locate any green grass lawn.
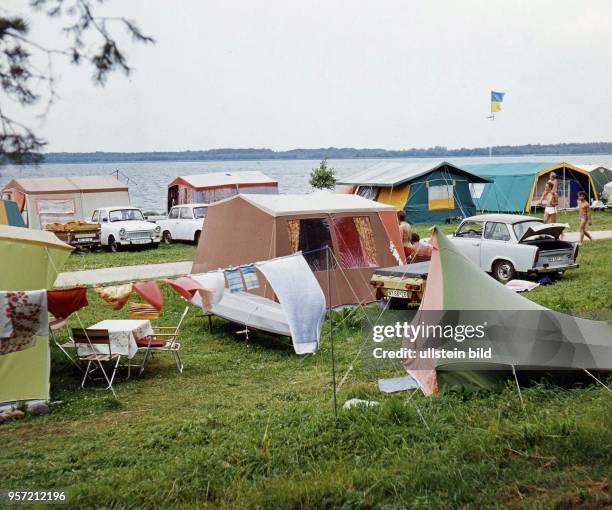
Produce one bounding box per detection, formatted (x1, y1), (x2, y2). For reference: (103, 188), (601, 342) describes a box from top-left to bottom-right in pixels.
(412, 209), (612, 238)
(1, 243), (610, 507)
(62, 242), (196, 272)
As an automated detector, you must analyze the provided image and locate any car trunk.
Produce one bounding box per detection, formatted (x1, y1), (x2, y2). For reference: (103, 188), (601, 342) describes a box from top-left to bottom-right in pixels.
(521, 238), (576, 268)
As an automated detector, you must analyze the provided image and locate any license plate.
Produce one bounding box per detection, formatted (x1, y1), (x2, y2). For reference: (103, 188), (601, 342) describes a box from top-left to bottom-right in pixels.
(548, 256), (563, 262)
(75, 234), (95, 239)
(131, 239), (149, 244)
(386, 289), (409, 299)
(75, 236), (94, 241)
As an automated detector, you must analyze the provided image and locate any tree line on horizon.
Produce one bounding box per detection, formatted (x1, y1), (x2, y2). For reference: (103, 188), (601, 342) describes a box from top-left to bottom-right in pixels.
(35, 142), (612, 164)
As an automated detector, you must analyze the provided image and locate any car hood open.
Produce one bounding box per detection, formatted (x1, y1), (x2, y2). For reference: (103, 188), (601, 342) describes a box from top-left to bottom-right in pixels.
(518, 223), (567, 242)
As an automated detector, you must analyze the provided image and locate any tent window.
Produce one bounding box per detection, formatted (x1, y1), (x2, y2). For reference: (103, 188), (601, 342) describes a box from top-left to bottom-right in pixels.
(428, 184), (455, 210)
(470, 183), (486, 199)
(333, 216), (378, 268)
(356, 186), (379, 200)
(287, 218), (335, 272)
(35, 198), (76, 226)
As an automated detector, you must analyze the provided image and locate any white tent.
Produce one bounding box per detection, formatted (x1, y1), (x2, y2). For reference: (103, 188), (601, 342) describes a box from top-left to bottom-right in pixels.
(2, 176), (130, 229)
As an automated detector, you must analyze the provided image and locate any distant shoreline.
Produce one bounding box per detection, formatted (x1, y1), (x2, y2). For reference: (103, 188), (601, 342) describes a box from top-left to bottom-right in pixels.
(34, 143), (612, 165)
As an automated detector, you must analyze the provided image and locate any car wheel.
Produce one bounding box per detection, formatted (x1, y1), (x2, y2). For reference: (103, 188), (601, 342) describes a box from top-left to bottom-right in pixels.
(492, 260), (516, 284)
(194, 230), (201, 245)
(108, 236), (121, 253)
(162, 231), (172, 245)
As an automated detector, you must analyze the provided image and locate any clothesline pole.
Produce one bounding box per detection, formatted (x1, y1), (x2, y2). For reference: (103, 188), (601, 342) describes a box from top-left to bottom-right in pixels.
(327, 246), (338, 421)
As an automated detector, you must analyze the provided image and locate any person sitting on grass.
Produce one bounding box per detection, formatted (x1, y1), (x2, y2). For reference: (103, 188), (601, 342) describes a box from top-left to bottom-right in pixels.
(404, 232), (432, 261)
(577, 191), (593, 245)
(397, 210), (412, 256)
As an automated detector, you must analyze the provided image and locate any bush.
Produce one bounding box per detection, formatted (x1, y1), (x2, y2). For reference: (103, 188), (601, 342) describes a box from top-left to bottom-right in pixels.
(309, 159), (337, 190)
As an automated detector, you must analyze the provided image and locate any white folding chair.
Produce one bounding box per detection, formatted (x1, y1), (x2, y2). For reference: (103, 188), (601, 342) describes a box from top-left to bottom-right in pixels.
(72, 328), (120, 397)
(137, 307), (189, 374)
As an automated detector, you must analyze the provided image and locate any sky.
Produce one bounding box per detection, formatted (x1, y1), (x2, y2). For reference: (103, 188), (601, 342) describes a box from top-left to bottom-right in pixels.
(5, 0), (612, 152)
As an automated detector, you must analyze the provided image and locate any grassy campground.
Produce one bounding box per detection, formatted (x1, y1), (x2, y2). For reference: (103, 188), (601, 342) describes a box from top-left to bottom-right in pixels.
(1, 241), (611, 507)
(59, 209), (612, 273)
(62, 242), (196, 272)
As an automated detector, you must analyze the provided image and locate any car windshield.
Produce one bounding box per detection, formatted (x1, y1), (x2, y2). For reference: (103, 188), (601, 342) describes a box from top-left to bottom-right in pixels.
(194, 207), (207, 219)
(109, 209), (144, 222)
(513, 220), (544, 239)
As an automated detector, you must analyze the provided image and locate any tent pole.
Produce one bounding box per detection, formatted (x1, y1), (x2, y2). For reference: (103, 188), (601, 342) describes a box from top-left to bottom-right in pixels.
(327, 246), (338, 420)
(563, 166), (566, 211)
(511, 364), (525, 412)
(584, 369), (612, 393)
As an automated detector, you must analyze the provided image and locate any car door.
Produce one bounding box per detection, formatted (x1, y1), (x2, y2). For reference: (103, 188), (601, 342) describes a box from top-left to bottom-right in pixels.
(166, 207), (180, 238)
(178, 207), (195, 240)
(451, 221), (484, 267)
(480, 222), (512, 271)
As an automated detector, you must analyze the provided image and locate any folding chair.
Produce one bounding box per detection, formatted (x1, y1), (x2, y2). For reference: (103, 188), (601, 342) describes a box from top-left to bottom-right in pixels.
(137, 306), (188, 374)
(71, 328), (121, 396)
(49, 315), (83, 373)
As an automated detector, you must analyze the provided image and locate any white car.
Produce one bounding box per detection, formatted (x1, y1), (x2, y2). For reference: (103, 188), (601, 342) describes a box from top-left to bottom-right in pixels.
(450, 214), (578, 283)
(157, 204), (207, 244)
(91, 207), (161, 252)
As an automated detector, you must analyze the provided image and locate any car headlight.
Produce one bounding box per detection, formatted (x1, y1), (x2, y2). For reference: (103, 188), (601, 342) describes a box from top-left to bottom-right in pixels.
(155, 226), (161, 233)
(119, 228), (126, 236)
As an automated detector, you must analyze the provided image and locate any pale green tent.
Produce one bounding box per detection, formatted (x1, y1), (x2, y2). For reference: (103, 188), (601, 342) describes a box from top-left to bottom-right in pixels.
(402, 227), (612, 394)
(0, 225), (73, 406)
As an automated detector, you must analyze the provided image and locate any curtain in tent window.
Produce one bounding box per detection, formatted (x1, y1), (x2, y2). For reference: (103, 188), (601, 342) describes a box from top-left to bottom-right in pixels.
(35, 198), (76, 226)
(286, 218), (335, 271)
(332, 216), (378, 268)
(428, 183), (455, 210)
(287, 219), (300, 252)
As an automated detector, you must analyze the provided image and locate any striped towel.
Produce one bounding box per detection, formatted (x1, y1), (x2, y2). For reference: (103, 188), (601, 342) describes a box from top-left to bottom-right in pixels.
(127, 302), (160, 320)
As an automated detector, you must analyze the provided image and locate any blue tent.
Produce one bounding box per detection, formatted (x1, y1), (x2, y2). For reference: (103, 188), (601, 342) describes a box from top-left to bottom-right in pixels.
(338, 161), (490, 224)
(463, 162), (598, 213)
(0, 199), (25, 227)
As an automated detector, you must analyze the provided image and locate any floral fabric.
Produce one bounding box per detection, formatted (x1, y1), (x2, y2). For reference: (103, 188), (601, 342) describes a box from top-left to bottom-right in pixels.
(0, 290), (48, 356)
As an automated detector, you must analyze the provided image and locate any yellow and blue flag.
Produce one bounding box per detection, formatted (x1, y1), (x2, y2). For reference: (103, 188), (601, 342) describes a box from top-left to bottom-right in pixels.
(491, 91), (505, 113)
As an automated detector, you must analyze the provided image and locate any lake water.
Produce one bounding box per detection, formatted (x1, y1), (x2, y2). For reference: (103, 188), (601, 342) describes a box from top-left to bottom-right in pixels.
(1, 154), (611, 212)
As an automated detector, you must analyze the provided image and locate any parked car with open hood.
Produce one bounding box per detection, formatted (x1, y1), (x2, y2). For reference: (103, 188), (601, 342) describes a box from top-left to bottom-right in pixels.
(91, 206), (161, 252)
(156, 203), (207, 244)
(449, 214), (578, 283)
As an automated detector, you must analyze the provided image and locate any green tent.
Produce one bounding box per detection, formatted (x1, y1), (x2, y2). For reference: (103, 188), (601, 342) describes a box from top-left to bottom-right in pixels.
(402, 226), (612, 394)
(576, 165), (612, 196)
(0, 225), (73, 406)
(464, 162), (598, 213)
(338, 161), (491, 224)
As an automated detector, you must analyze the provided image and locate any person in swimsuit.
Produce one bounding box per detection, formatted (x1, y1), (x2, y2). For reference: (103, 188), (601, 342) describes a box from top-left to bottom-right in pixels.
(577, 191), (592, 244)
(547, 172), (558, 194)
(397, 210), (412, 256)
(539, 181), (559, 224)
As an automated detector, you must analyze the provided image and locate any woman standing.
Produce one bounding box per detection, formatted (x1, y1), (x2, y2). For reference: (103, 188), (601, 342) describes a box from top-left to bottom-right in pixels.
(577, 191), (592, 244)
(539, 181), (559, 224)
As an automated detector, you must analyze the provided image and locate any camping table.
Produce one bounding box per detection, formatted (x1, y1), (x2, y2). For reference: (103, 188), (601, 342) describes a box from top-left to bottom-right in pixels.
(78, 319), (154, 360)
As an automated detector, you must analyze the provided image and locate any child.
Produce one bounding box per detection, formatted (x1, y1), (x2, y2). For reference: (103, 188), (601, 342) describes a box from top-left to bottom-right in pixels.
(577, 191), (592, 244)
(539, 181), (559, 224)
